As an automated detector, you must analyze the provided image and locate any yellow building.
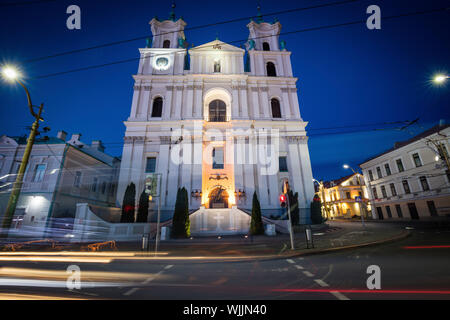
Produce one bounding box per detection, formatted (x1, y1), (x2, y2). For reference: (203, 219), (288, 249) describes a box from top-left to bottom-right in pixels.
(317, 173), (371, 219)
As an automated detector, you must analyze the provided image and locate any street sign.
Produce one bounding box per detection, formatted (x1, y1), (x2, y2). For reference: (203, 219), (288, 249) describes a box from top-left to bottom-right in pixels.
(355, 196), (362, 202)
(145, 174), (161, 197)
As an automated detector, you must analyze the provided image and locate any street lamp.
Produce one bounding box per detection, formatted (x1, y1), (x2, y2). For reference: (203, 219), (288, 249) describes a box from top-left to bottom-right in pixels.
(1, 65), (45, 238)
(343, 164), (366, 228)
(312, 178), (329, 220)
(433, 74), (449, 84)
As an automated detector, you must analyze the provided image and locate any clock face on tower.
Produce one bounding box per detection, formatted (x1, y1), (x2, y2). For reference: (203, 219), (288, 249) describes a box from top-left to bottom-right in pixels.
(154, 56), (170, 70)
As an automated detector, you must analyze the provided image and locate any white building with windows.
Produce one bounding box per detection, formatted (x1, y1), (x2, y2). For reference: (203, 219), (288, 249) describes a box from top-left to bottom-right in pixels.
(0, 131), (120, 237)
(117, 11), (315, 233)
(359, 123), (450, 220)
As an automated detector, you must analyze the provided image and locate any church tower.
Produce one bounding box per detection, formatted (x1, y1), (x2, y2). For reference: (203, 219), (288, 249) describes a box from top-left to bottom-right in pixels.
(117, 5), (315, 233)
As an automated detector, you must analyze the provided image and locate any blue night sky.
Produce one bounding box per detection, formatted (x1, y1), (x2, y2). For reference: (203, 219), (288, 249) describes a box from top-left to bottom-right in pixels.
(0, 0), (449, 181)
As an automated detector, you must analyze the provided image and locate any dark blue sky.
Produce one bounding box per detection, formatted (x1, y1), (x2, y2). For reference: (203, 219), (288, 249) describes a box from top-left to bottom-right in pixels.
(1, 0), (449, 181)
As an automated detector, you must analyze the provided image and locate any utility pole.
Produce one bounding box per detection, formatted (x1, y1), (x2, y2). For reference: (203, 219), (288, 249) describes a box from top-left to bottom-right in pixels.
(1, 67), (44, 238)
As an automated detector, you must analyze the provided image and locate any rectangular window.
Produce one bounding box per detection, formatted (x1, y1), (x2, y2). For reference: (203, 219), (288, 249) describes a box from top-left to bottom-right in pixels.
(427, 200), (438, 217)
(74, 171), (82, 188)
(384, 163), (391, 176)
(419, 176), (430, 191)
(279, 156), (288, 172)
(212, 148), (224, 169)
(372, 187), (378, 199)
(389, 183), (397, 196)
(101, 182), (106, 194)
(145, 157), (157, 173)
(381, 185), (387, 198)
(376, 167), (382, 179)
(33, 164), (46, 182)
(412, 153), (422, 167)
(438, 143), (449, 160)
(396, 159), (404, 172)
(402, 180), (411, 194)
(395, 204), (403, 218)
(91, 177), (98, 192)
(385, 206), (392, 218)
(368, 170), (374, 181)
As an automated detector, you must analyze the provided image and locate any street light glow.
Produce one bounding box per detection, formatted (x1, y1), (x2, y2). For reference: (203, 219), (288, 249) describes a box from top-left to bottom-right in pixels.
(433, 74), (448, 84)
(343, 164), (349, 169)
(1, 66), (19, 81)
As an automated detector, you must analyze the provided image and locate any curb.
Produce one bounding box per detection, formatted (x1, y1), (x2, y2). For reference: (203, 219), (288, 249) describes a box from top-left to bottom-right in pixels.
(113, 229), (411, 265)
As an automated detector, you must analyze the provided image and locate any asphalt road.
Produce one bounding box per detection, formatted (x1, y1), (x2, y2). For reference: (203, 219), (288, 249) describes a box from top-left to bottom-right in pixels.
(0, 222), (449, 300)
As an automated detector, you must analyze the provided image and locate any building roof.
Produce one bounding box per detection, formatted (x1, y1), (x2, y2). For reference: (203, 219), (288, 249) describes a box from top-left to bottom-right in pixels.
(323, 173), (356, 188)
(359, 123), (450, 166)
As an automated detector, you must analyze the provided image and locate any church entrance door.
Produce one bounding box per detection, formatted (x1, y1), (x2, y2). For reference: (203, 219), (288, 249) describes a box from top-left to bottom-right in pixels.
(208, 186), (229, 209)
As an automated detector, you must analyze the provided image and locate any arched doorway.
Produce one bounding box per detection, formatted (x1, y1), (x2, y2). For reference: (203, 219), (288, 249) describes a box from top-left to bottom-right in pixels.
(208, 186), (229, 208)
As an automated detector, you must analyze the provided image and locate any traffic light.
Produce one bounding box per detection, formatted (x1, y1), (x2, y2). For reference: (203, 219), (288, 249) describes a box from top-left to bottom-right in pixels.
(279, 194), (287, 208)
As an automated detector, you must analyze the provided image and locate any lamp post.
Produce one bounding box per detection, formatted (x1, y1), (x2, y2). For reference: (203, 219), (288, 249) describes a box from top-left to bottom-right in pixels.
(1, 66), (44, 238)
(433, 74), (449, 84)
(343, 164), (366, 228)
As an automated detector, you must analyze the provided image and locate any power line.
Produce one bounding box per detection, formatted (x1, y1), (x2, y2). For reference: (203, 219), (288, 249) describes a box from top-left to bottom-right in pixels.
(0, 0), (57, 7)
(30, 6), (450, 80)
(24, 0), (362, 64)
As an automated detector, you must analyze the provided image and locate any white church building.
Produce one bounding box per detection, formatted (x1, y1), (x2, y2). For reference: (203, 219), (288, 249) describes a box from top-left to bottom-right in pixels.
(116, 10), (315, 233)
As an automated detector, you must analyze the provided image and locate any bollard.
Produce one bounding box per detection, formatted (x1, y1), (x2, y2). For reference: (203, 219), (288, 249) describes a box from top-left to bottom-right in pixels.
(305, 226), (314, 249)
(142, 234), (149, 251)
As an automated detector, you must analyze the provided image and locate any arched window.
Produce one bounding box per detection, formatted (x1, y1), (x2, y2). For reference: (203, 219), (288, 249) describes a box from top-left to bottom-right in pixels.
(151, 97), (163, 117)
(209, 99), (227, 122)
(262, 42), (270, 51)
(266, 62), (277, 77)
(271, 98), (282, 118)
(214, 60), (221, 73)
(163, 40), (170, 48)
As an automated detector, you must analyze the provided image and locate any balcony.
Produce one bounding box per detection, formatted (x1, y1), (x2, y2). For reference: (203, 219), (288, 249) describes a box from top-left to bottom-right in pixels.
(205, 115), (231, 122)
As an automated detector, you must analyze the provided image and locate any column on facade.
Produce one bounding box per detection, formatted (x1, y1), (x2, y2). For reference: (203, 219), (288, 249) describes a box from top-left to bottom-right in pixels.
(180, 134), (193, 195)
(255, 132), (270, 207)
(260, 87), (270, 119)
(233, 135), (245, 207)
(167, 137), (181, 208)
(129, 84), (141, 119)
(297, 139), (315, 208)
(283, 54), (293, 77)
(193, 84), (203, 118)
(137, 85), (151, 119)
(289, 88), (302, 119)
(191, 132), (203, 208)
(276, 55), (285, 77)
(129, 137), (145, 196)
(267, 134), (280, 207)
(158, 138), (170, 208)
(184, 83), (194, 119)
(250, 86), (260, 118)
(163, 86), (174, 120)
(281, 88), (293, 119)
(287, 137), (304, 200)
(173, 85), (183, 119)
(231, 81), (239, 120)
(243, 134), (256, 208)
(239, 82), (249, 119)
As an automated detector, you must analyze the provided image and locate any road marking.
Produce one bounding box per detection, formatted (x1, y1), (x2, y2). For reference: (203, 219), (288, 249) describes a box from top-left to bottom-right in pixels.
(124, 287), (139, 296)
(330, 291), (350, 300)
(314, 279), (329, 287)
(294, 265), (304, 270)
(164, 264), (174, 270)
(286, 259), (295, 264)
(302, 271), (314, 277)
(142, 277), (154, 284)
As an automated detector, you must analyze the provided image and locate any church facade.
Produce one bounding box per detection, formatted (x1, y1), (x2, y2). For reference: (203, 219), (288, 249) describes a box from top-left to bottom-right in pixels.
(117, 12), (315, 224)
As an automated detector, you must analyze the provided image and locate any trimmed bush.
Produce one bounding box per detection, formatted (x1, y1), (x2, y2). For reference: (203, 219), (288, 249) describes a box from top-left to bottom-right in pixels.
(121, 182), (136, 223)
(250, 192), (264, 235)
(136, 189), (149, 222)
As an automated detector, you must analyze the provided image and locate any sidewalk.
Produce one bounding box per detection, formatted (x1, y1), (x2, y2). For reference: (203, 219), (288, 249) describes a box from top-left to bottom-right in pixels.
(0, 221), (410, 263)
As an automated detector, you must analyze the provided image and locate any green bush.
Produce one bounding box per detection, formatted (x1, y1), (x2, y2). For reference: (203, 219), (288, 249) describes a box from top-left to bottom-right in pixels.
(172, 187), (190, 238)
(121, 182), (136, 223)
(250, 192), (265, 235)
(136, 189), (149, 223)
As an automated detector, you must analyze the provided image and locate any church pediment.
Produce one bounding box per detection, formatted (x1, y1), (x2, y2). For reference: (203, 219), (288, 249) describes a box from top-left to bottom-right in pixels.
(190, 40), (244, 53)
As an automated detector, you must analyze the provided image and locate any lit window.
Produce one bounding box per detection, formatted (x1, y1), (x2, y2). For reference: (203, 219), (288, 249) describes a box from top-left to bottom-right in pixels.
(212, 148), (224, 169)
(33, 164), (46, 182)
